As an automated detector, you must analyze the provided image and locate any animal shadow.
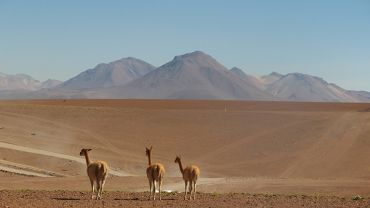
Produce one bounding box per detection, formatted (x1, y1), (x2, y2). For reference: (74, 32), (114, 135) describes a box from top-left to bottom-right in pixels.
(114, 197), (140, 201)
(113, 197), (176, 201)
(51, 197), (81, 201)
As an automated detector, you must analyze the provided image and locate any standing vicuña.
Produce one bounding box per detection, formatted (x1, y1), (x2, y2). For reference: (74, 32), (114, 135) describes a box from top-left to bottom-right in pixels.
(174, 155), (200, 200)
(145, 146), (165, 200)
(79, 148), (109, 200)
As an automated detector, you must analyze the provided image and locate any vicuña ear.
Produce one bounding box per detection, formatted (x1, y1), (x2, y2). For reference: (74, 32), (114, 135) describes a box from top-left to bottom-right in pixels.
(87, 148), (92, 151)
(150, 145), (153, 150)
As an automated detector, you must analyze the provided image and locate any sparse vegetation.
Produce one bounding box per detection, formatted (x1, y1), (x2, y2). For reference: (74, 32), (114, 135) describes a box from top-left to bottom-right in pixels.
(351, 195), (363, 201)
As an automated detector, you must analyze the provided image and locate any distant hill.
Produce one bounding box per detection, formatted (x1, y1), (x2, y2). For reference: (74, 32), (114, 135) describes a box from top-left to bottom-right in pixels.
(265, 73), (358, 102)
(0, 73), (41, 91)
(0, 72), (61, 91)
(59, 57), (155, 90)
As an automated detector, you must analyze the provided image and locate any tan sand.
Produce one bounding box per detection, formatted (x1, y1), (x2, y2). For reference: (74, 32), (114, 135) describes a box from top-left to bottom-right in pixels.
(0, 99), (369, 197)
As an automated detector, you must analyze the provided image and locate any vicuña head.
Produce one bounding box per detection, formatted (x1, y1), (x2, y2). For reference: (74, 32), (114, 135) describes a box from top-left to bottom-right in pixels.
(80, 148), (92, 156)
(174, 155), (181, 163)
(174, 155), (200, 200)
(79, 148), (109, 200)
(145, 145), (165, 200)
(145, 146), (152, 159)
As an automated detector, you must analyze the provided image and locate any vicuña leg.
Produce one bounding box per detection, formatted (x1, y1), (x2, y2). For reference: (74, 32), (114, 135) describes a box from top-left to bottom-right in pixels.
(148, 180), (152, 200)
(193, 181), (197, 200)
(90, 179), (96, 199)
(159, 178), (162, 200)
(184, 180), (188, 200)
(153, 181), (157, 200)
(189, 182), (193, 200)
(100, 177), (106, 199)
(96, 180), (102, 200)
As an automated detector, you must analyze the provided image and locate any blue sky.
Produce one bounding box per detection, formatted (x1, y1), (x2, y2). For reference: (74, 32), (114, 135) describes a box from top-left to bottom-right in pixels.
(0, 0), (369, 90)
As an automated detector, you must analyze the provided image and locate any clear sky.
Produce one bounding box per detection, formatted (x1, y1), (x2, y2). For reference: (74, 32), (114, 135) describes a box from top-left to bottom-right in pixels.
(0, 0), (369, 90)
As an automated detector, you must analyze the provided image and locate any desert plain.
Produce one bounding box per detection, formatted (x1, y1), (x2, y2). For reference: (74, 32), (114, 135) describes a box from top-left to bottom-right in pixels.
(0, 99), (370, 207)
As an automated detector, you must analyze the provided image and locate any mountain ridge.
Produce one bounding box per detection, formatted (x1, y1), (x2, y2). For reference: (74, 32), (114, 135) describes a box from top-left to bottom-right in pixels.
(0, 51), (368, 102)
(95, 51), (274, 100)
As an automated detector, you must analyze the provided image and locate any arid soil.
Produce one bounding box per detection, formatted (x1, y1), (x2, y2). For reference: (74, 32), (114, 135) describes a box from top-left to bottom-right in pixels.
(1, 100), (370, 207)
(1, 190), (370, 208)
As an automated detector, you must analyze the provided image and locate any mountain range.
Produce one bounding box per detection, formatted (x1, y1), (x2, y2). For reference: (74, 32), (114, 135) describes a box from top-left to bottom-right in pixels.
(1, 51), (369, 102)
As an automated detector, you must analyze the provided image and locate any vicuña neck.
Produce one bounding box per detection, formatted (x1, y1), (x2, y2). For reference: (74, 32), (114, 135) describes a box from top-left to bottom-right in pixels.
(147, 153), (152, 166)
(177, 160), (184, 175)
(84, 152), (91, 166)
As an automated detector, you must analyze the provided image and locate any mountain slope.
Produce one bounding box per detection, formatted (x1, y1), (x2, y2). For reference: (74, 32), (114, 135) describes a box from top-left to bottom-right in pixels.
(98, 51), (274, 100)
(260, 72), (283, 85)
(229, 67), (265, 90)
(59, 57), (155, 90)
(38, 79), (63, 89)
(347, 90), (370, 103)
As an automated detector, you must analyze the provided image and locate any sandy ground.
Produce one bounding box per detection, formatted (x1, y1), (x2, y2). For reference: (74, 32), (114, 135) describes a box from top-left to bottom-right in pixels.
(0, 100), (370, 207)
(1, 190), (370, 208)
(2, 175), (370, 197)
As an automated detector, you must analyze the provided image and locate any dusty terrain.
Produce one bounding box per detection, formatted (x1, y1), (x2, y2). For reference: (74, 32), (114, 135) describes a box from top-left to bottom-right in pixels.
(0, 99), (370, 207)
(1, 190), (370, 208)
